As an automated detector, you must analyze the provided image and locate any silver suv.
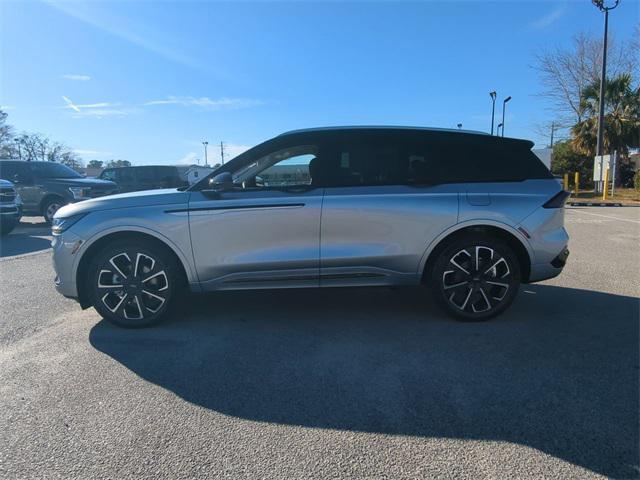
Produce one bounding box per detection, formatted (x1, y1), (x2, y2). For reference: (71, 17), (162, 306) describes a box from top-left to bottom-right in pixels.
(52, 127), (569, 327)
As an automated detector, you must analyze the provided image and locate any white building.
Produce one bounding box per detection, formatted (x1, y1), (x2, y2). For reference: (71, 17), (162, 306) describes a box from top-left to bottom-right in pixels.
(178, 165), (215, 185)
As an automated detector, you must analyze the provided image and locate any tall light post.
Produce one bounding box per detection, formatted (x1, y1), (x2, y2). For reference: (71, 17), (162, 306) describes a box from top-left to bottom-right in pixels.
(501, 96), (512, 137)
(489, 91), (497, 135)
(592, 0), (620, 193)
(202, 141), (208, 167)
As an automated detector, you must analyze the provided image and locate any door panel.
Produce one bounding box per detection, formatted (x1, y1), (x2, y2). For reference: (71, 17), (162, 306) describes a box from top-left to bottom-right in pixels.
(188, 188), (323, 290)
(320, 184), (459, 286)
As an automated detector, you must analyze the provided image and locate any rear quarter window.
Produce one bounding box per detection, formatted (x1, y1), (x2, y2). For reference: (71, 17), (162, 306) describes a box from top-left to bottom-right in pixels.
(424, 136), (552, 184)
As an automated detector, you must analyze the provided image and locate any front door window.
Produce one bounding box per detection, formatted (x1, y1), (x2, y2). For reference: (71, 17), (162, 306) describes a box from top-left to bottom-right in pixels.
(233, 145), (321, 189)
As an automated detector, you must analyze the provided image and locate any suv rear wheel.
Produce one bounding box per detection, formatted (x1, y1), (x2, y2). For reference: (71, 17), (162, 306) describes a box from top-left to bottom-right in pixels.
(87, 239), (179, 327)
(430, 235), (521, 321)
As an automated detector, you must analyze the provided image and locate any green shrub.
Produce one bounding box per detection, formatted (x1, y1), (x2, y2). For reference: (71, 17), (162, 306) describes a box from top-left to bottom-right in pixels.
(551, 141), (593, 189)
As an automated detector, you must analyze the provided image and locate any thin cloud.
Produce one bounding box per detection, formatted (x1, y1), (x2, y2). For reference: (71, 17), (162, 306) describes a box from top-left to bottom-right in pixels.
(529, 6), (566, 29)
(44, 1), (229, 78)
(144, 96), (264, 110)
(74, 148), (112, 156)
(61, 96), (134, 119)
(70, 108), (133, 119)
(62, 96), (81, 113)
(61, 74), (91, 81)
(178, 152), (199, 165)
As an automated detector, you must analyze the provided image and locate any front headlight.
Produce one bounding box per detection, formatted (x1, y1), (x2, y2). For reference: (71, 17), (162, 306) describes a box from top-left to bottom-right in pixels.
(69, 187), (90, 199)
(51, 213), (87, 234)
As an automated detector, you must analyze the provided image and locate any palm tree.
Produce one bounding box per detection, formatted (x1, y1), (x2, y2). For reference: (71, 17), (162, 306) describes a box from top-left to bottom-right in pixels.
(571, 74), (640, 158)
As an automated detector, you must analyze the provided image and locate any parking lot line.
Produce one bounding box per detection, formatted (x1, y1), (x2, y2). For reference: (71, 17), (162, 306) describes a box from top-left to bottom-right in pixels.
(567, 208), (640, 224)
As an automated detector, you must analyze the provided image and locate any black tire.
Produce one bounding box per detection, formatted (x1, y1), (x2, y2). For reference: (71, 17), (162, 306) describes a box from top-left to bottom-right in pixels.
(0, 219), (18, 236)
(43, 197), (66, 224)
(429, 235), (521, 321)
(87, 239), (181, 328)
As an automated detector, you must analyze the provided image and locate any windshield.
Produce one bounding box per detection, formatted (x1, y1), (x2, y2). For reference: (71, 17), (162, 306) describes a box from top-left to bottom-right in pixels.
(31, 162), (82, 179)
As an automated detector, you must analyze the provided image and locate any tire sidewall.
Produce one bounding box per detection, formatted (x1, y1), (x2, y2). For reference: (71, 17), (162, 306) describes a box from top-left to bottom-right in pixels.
(430, 235), (521, 322)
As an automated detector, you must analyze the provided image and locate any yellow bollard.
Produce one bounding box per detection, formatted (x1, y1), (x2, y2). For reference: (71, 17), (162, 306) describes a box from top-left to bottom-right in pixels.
(574, 172), (579, 194)
(602, 168), (610, 200)
(563, 173), (569, 191)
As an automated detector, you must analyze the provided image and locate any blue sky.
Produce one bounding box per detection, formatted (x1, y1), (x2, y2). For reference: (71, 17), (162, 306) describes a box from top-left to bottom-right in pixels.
(1, 0), (638, 165)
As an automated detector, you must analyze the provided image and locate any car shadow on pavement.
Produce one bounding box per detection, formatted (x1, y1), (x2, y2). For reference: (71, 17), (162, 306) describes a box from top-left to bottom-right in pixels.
(0, 220), (51, 258)
(89, 284), (639, 478)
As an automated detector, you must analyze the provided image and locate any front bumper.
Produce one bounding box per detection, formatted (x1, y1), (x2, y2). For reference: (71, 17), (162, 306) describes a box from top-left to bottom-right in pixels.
(52, 231), (83, 299)
(0, 204), (22, 221)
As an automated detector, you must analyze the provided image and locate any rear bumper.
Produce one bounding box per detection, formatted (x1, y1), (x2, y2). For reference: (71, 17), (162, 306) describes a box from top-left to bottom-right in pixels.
(528, 246), (569, 283)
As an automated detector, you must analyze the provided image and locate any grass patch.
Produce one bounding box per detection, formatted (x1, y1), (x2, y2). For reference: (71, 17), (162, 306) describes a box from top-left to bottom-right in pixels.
(570, 187), (640, 204)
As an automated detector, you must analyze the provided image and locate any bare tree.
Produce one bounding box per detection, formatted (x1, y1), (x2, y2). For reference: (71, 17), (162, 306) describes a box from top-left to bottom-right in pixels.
(14, 133), (79, 164)
(59, 150), (84, 171)
(534, 31), (639, 124)
(0, 109), (15, 158)
(16, 133), (42, 161)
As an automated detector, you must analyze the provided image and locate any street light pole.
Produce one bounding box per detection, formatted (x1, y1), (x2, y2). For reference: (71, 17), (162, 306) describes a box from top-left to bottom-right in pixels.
(501, 96), (512, 137)
(497, 123), (503, 137)
(591, 0), (620, 192)
(202, 141), (208, 167)
(489, 91), (497, 135)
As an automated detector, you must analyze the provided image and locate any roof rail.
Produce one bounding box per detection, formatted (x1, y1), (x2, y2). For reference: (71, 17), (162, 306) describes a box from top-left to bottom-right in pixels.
(278, 125), (490, 137)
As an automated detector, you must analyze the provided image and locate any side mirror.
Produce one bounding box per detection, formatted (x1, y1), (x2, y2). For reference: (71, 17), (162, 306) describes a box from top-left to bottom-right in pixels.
(203, 172), (233, 198)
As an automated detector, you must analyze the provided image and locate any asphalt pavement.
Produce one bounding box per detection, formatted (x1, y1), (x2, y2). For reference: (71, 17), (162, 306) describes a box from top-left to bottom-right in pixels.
(0, 208), (638, 479)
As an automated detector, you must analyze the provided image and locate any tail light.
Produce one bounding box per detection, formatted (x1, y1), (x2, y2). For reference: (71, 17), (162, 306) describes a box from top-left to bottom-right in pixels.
(543, 190), (570, 209)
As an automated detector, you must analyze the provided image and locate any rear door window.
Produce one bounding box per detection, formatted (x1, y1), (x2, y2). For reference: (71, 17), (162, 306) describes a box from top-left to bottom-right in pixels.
(322, 132), (417, 187)
(117, 168), (136, 184)
(155, 166), (177, 182)
(136, 167), (156, 184)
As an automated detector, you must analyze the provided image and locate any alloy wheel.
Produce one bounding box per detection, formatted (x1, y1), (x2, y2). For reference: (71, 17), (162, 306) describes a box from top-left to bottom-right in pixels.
(441, 245), (514, 314)
(96, 251), (170, 322)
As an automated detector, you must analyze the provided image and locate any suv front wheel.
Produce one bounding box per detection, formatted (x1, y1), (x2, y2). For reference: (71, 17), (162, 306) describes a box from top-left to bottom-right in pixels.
(43, 197), (66, 224)
(87, 240), (179, 327)
(430, 235), (521, 321)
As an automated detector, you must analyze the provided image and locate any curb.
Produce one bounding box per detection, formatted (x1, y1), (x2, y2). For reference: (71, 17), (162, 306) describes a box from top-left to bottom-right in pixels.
(569, 202), (623, 207)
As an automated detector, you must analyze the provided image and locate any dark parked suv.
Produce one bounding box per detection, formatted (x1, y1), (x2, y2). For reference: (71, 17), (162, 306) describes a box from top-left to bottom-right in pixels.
(0, 160), (118, 223)
(99, 165), (188, 193)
